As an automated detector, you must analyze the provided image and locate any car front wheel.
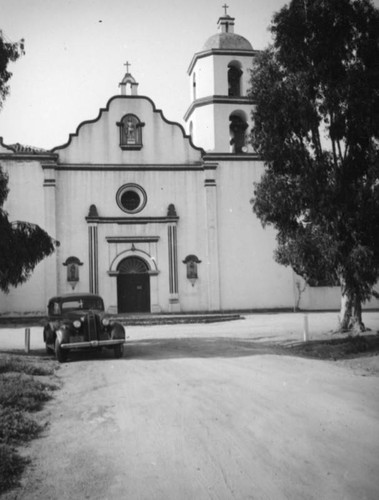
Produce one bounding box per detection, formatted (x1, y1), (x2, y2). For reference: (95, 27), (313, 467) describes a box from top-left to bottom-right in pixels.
(55, 338), (68, 363)
(114, 343), (124, 359)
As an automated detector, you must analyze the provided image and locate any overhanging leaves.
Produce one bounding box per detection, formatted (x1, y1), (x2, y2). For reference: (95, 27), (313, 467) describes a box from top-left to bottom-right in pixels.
(250, 0), (379, 307)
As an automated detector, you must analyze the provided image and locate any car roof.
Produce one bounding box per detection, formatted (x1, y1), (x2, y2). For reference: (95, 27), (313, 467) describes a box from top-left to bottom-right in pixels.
(48, 293), (103, 303)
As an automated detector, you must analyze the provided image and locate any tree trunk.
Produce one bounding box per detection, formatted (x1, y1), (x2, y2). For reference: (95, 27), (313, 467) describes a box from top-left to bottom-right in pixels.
(350, 295), (365, 333)
(339, 285), (365, 333)
(339, 291), (352, 331)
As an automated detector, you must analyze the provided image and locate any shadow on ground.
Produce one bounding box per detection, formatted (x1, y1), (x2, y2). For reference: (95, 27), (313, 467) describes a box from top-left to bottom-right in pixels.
(123, 337), (284, 360)
(2, 334), (379, 364)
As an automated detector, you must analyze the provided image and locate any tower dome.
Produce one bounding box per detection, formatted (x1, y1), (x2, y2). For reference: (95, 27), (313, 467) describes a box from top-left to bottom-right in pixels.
(202, 10), (253, 51)
(203, 32), (253, 51)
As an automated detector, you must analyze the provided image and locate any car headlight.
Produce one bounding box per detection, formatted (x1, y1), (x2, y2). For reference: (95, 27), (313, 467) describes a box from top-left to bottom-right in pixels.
(102, 318), (110, 327)
(73, 320), (81, 329)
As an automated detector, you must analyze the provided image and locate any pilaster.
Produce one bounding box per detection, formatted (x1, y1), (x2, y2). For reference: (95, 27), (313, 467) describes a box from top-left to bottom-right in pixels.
(204, 162), (220, 310)
(88, 224), (99, 294)
(167, 223), (180, 312)
(42, 161), (58, 301)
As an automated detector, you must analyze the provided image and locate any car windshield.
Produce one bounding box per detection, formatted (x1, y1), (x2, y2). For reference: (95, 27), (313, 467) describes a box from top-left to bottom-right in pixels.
(61, 298), (104, 312)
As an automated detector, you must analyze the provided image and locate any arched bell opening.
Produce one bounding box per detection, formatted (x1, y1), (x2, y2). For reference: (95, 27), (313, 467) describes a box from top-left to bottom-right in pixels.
(229, 110), (248, 153)
(228, 61), (243, 97)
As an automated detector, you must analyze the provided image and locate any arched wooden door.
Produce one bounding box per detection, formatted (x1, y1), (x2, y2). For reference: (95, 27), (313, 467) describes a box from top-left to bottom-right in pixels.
(117, 257), (150, 313)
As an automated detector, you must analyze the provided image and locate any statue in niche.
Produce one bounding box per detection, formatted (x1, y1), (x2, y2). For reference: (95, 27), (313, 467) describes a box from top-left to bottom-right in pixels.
(63, 256), (83, 289)
(69, 263), (78, 281)
(187, 260), (197, 279)
(183, 254), (202, 286)
(117, 113), (145, 149)
(125, 119), (136, 143)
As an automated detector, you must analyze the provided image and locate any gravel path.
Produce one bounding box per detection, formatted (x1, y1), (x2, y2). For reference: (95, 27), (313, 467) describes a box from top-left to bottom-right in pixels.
(1, 312), (379, 500)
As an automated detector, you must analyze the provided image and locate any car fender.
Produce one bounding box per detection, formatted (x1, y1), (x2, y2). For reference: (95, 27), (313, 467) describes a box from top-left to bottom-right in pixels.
(110, 323), (125, 340)
(56, 327), (71, 344)
(43, 325), (56, 344)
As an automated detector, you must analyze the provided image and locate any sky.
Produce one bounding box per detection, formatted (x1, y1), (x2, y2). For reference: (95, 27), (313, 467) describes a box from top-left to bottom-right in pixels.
(0, 0), (378, 150)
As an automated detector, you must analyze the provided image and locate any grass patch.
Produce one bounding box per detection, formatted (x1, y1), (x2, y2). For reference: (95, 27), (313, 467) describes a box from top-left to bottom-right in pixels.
(0, 444), (29, 494)
(0, 407), (45, 444)
(0, 373), (56, 412)
(286, 333), (379, 360)
(0, 353), (58, 495)
(0, 356), (55, 376)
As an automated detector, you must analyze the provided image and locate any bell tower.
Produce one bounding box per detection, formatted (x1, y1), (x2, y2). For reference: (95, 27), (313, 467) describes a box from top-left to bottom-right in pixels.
(184, 7), (257, 154)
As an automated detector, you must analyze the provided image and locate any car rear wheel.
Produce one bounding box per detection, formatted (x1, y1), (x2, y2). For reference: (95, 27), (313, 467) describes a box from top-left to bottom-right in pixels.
(114, 343), (124, 359)
(55, 339), (68, 363)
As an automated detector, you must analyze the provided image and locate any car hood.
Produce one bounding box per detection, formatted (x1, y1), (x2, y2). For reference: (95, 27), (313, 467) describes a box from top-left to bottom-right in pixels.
(63, 309), (106, 321)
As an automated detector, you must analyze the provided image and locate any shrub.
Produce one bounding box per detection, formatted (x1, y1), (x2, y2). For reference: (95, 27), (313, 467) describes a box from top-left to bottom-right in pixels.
(0, 374), (56, 411)
(0, 407), (44, 444)
(0, 443), (29, 494)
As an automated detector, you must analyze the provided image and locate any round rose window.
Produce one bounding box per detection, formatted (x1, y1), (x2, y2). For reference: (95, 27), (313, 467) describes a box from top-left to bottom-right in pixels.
(116, 184), (147, 214)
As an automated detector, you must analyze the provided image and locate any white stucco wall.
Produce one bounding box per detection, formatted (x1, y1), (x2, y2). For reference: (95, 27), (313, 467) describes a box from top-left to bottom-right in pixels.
(189, 106), (216, 152)
(189, 56), (215, 100)
(0, 159), (50, 313)
(215, 159), (295, 310)
(54, 167), (210, 313)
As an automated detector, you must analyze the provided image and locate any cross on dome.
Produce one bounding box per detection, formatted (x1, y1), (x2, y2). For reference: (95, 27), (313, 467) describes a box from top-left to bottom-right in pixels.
(218, 4), (235, 33)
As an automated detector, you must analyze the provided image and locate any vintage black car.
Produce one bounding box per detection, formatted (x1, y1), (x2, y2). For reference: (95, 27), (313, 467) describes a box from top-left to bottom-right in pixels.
(43, 293), (125, 362)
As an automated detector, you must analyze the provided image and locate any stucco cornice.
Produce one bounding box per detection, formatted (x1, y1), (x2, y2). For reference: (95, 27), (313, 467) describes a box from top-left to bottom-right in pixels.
(202, 152), (262, 161)
(184, 95), (254, 122)
(187, 48), (260, 75)
(51, 163), (205, 171)
(106, 236), (160, 243)
(0, 153), (58, 161)
(86, 216), (179, 225)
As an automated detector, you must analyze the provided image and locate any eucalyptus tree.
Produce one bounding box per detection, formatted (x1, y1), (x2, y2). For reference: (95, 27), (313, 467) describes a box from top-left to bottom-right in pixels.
(249, 0), (379, 331)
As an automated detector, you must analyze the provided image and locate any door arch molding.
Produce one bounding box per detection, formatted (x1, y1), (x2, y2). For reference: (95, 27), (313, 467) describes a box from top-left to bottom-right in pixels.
(110, 249), (158, 274)
(117, 256), (149, 274)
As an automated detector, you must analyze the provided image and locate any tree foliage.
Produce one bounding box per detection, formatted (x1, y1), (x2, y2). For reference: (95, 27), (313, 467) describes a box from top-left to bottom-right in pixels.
(249, 0), (379, 330)
(0, 30), (24, 111)
(0, 31), (56, 293)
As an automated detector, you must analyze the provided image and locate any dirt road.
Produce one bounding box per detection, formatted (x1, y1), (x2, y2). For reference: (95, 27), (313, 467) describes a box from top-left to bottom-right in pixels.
(3, 316), (379, 500)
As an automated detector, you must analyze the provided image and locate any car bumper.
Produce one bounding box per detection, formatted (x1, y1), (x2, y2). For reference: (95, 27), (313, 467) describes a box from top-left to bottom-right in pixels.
(60, 339), (125, 350)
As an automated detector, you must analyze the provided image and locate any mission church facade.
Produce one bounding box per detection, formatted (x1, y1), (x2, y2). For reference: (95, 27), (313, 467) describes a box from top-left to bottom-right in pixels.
(1, 10), (374, 315)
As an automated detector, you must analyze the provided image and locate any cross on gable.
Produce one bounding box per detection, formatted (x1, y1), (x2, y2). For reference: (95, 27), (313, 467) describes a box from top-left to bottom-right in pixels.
(124, 61), (131, 73)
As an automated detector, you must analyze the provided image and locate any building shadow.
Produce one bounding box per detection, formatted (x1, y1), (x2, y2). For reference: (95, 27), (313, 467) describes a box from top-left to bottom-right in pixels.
(0, 337), (311, 363)
(121, 336), (286, 361)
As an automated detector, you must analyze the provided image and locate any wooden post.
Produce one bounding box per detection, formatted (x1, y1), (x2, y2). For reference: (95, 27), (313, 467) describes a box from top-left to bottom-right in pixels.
(303, 315), (309, 342)
(24, 328), (30, 353)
